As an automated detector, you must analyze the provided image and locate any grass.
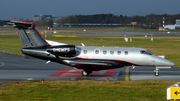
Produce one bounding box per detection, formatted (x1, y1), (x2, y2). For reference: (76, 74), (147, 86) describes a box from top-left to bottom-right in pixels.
(0, 80), (178, 101)
(0, 37), (22, 55)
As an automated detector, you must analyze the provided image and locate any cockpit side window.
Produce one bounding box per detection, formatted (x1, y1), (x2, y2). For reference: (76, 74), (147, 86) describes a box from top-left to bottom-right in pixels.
(141, 50), (148, 54)
(140, 50), (153, 55)
(146, 50), (153, 55)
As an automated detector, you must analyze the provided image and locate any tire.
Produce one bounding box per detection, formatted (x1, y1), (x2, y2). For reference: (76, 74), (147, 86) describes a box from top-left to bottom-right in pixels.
(155, 71), (159, 76)
(82, 70), (89, 76)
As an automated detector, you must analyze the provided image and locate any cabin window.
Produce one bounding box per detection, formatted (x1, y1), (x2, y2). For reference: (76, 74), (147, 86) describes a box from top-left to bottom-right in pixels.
(125, 51), (128, 55)
(95, 49), (100, 54)
(117, 51), (121, 55)
(110, 51), (114, 55)
(84, 50), (87, 54)
(103, 50), (107, 54)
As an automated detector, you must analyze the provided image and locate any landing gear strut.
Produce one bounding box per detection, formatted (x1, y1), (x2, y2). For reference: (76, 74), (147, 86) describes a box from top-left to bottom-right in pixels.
(154, 68), (159, 76)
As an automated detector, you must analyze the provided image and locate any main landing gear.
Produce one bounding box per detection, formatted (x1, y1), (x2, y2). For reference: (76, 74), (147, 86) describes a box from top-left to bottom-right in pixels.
(82, 69), (92, 76)
(154, 68), (159, 76)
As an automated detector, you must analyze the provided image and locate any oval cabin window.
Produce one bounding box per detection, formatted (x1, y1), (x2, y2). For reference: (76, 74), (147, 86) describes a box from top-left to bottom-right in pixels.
(110, 51), (114, 55)
(95, 49), (100, 54)
(103, 50), (107, 54)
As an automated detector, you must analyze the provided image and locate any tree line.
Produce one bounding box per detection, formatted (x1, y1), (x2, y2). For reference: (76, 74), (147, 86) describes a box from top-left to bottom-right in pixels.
(55, 13), (180, 27)
(1, 13), (180, 28)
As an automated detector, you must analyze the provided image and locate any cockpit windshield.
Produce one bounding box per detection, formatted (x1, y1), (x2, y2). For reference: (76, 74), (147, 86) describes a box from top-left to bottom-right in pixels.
(140, 50), (153, 55)
(146, 50), (153, 55)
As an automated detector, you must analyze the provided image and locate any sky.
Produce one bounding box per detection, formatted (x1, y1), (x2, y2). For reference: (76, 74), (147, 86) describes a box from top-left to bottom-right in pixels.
(1, 0), (180, 20)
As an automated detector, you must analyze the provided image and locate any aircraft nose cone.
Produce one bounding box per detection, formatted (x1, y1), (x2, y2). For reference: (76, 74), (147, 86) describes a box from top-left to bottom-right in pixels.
(168, 61), (175, 66)
(153, 56), (175, 67)
(163, 59), (175, 66)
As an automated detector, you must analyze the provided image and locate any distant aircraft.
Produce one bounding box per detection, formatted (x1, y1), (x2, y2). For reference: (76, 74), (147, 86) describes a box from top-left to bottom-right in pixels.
(8, 21), (175, 76)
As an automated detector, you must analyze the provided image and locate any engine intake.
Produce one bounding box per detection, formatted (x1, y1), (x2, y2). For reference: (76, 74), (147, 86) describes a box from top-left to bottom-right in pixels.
(47, 45), (81, 56)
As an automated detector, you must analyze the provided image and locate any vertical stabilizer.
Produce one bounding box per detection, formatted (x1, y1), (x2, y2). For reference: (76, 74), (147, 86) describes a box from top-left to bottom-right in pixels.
(9, 21), (50, 48)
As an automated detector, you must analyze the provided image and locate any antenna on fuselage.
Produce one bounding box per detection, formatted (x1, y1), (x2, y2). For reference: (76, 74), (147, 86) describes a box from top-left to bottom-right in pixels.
(132, 65), (136, 69)
(81, 43), (85, 46)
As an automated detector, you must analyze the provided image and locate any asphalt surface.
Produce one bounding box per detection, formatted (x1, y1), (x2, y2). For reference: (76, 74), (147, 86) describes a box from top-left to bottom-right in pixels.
(129, 66), (180, 80)
(0, 52), (122, 84)
(0, 52), (180, 84)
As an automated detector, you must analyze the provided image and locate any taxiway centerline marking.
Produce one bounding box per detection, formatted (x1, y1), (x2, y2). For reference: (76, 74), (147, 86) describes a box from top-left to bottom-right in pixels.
(125, 66), (129, 81)
(0, 62), (5, 67)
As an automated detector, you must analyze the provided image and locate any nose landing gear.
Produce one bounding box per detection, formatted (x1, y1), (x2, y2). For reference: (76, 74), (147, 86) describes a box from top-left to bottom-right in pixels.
(154, 68), (159, 76)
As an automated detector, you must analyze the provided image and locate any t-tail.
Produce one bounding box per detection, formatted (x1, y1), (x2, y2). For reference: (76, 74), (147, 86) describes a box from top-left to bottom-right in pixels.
(8, 21), (51, 48)
(8, 21), (78, 62)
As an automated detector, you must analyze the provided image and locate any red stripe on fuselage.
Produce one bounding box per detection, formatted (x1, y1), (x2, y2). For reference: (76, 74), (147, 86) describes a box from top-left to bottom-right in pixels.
(75, 56), (141, 66)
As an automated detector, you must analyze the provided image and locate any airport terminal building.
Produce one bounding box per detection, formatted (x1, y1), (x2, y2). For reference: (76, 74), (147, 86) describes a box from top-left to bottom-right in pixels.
(164, 19), (180, 30)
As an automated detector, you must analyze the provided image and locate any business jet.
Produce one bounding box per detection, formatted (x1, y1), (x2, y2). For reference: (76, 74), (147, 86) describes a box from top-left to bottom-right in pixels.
(8, 21), (175, 76)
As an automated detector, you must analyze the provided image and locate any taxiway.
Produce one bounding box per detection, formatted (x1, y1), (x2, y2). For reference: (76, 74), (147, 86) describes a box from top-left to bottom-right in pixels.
(0, 52), (180, 84)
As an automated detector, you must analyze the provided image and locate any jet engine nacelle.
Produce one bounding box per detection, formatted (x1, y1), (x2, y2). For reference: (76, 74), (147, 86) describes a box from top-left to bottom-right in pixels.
(47, 45), (81, 56)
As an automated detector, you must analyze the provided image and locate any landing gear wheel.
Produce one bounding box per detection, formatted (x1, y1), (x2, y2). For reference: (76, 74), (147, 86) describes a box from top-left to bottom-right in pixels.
(82, 70), (89, 76)
(154, 68), (159, 76)
(155, 71), (159, 76)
